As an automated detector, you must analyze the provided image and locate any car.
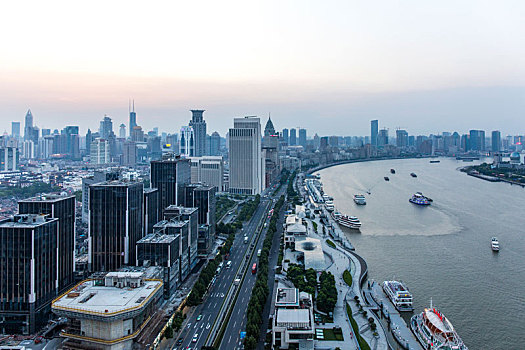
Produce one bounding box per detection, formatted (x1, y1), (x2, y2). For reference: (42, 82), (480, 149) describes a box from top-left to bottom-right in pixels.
(192, 333), (199, 342)
(197, 314), (202, 321)
(176, 337), (183, 345)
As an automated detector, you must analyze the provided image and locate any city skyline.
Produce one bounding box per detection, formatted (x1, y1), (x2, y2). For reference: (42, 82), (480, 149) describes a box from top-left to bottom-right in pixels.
(1, 1), (524, 135)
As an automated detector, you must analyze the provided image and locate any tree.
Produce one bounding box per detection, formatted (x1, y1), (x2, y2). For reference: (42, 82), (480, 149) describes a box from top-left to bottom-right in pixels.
(244, 335), (257, 350)
(164, 325), (173, 338)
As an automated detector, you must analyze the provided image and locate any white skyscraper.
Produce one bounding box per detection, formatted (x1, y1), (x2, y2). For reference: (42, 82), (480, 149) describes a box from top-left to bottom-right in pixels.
(180, 126), (195, 157)
(228, 116), (265, 195)
(90, 138), (110, 164)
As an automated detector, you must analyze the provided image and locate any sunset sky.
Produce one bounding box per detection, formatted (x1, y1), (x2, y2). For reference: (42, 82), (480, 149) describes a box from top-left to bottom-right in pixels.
(1, 0), (524, 136)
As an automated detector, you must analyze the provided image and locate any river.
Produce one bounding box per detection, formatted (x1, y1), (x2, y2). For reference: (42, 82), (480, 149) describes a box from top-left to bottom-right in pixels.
(318, 157), (525, 349)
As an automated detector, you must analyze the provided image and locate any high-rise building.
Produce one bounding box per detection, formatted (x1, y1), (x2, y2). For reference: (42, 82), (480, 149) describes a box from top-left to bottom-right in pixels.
(143, 188), (159, 234)
(469, 130), (485, 152)
(119, 124), (126, 139)
(282, 128), (289, 145)
(0, 214), (59, 334)
(62, 126), (80, 159)
(298, 128), (307, 147)
(378, 128), (388, 148)
(131, 126), (145, 142)
(24, 109), (34, 141)
(90, 138), (111, 164)
(122, 141), (137, 166)
(11, 122), (20, 139)
(18, 194), (76, 293)
(150, 154), (191, 213)
(189, 110), (207, 157)
(289, 128), (297, 146)
(0, 145), (19, 172)
(371, 120), (378, 147)
(208, 131), (221, 156)
(179, 126), (195, 157)
(88, 180), (143, 272)
(228, 116), (264, 195)
(162, 206), (199, 271)
(491, 131), (501, 153)
(129, 100), (137, 137)
(190, 156), (224, 191)
(263, 117), (280, 187)
(99, 116), (113, 139)
(81, 169), (121, 223)
(396, 129), (408, 148)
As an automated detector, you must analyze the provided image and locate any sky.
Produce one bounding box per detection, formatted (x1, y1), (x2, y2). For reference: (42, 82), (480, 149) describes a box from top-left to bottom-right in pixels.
(0, 0), (524, 137)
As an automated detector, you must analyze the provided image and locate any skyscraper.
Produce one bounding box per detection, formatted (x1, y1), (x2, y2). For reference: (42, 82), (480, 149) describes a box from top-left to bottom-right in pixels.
(150, 154), (191, 213)
(378, 128), (388, 147)
(289, 128), (297, 146)
(396, 129), (408, 148)
(189, 110), (207, 157)
(0, 214), (59, 334)
(491, 130), (501, 153)
(129, 100), (137, 137)
(371, 120), (378, 147)
(119, 124), (126, 139)
(18, 194), (76, 293)
(208, 131), (221, 156)
(62, 126), (80, 159)
(229, 116), (264, 195)
(298, 128), (307, 147)
(89, 180), (143, 272)
(282, 128), (289, 144)
(90, 138), (110, 164)
(469, 130), (485, 152)
(24, 109), (33, 141)
(99, 115), (113, 139)
(180, 126), (195, 157)
(263, 117), (280, 187)
(11, 122), (20, 139)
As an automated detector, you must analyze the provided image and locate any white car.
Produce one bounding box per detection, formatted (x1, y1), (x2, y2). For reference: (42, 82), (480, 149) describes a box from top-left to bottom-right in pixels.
(192, 333), (199, 343)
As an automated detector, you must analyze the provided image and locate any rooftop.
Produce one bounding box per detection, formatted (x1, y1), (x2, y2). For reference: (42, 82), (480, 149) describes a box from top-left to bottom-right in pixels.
(52, 278), (162, 317)
(154, 219), (188, 229)
(294, 237), (326, 271)
(276, 287), (299, 307)
(276, 309), (311, 329)
(137, 233), (178, 244)
(19, 193), (74, 202)
(0, 214), (56, 228)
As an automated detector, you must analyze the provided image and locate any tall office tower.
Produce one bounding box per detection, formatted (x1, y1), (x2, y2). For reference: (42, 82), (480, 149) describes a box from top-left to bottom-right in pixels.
(0, 145), (19, 172)
(469, 130), (485, 152)
(150, 154), (191, 213)
(99, 115), (113, 139)
(18, 194), (75, 293)
(62, 126), (80, 159)
(81, 170), (121, 223)
(378, 128), (388, 147)
(396, 129), (408, 148)
(371, 120), (378, 147)
(122, 141), (137, 166)
(89, 138), (110, 164)
(289, 128), (297, 146)
(298, 128), (307, 147)
(491, 131), (501, 153)
(0, 214), (58, 334)
(24, 109), (33, 141)
(85, 129), (92, 155)
(179, 126), (194, 157)
(143, 188), (159, 234)
(131, 126), (145, 142)
(263, 117), (280, 187)
(460, 134), (469, 152)
(190, 156), (224, 191)
(11, 122), (20, 139)
(313, 134), (320, 149)
(228, 116), (264, 195)
(119, 123), (126, 139)
(282, 128), (289, 145)
(129, 100), (137, 137)
(189, 110), (207, 157)
(88, 180), (143, 272)
(208, 131), (221, 156)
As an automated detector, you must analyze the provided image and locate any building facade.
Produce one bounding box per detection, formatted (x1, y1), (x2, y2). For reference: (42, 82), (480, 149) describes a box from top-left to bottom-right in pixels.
(189, 110), (207, 157)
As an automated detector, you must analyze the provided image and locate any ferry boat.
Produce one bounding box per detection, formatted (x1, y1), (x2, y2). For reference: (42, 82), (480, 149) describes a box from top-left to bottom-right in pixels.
(411, 302), (468, 350)
(409, 192), (431, 206)
(384, 176), (390, 181)
(353, 194), (366, 205)
(382, 281), (414, 312)
(430, 160), (441, 163)
(390, 168), (396, 174)
(410, 173), (417, 178)
(332, 211), (361, 230)
(491, 237), (500, 252)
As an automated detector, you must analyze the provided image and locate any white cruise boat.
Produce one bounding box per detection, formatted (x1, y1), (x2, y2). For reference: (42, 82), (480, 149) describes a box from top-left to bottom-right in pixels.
(353, 194), (366, 205)
(411, 301), (468, 350)
(332, 211), (361, 230)
(491, 237), (500, 252)
(325, 200), (335, 211)
(382, 280), (413, 312)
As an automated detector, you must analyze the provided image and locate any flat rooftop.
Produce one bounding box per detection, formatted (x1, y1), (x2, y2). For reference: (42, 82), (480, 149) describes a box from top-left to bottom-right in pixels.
(276, 288), (299, 307)
(276, 309), (311, 328)
(154, 219), (188, 228)
(0, 214), (56, 228)
(52, 279), (162, 316)
(138, 233), (178, 244)
(19, 193), (74, 202)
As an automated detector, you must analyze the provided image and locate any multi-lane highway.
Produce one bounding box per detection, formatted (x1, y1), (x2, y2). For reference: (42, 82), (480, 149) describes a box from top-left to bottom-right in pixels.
(169, 196), (272, 350)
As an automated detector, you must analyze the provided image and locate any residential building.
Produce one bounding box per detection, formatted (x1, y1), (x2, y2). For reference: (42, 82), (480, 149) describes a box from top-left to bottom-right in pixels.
(298, 128), (307, 147)
(282, 128), (289, 145)
(289, 128), (297, 146)
(0, 145), (19, 172)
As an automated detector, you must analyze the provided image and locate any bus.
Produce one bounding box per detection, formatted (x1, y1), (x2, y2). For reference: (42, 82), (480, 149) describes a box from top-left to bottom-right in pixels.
(252, 263), (257, 274)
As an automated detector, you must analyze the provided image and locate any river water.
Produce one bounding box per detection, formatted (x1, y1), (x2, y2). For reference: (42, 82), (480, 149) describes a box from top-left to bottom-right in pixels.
(318, 157), (525, 349)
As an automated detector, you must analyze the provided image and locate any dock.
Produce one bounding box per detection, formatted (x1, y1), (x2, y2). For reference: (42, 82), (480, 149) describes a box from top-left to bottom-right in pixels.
(364, 281), (423, 350)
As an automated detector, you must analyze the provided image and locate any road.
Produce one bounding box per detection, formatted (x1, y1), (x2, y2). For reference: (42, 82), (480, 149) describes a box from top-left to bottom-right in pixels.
(168, 196), (271, 350)
(219, 187), (286, 350)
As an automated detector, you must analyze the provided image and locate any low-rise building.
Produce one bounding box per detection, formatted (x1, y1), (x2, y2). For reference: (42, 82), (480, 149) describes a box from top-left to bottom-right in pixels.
(272, 286), (314, 349)
(51, 272), (163, 350)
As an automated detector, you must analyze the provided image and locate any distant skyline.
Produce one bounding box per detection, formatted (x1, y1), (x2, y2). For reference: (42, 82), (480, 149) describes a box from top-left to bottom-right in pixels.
(1, 1), (524, 136)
